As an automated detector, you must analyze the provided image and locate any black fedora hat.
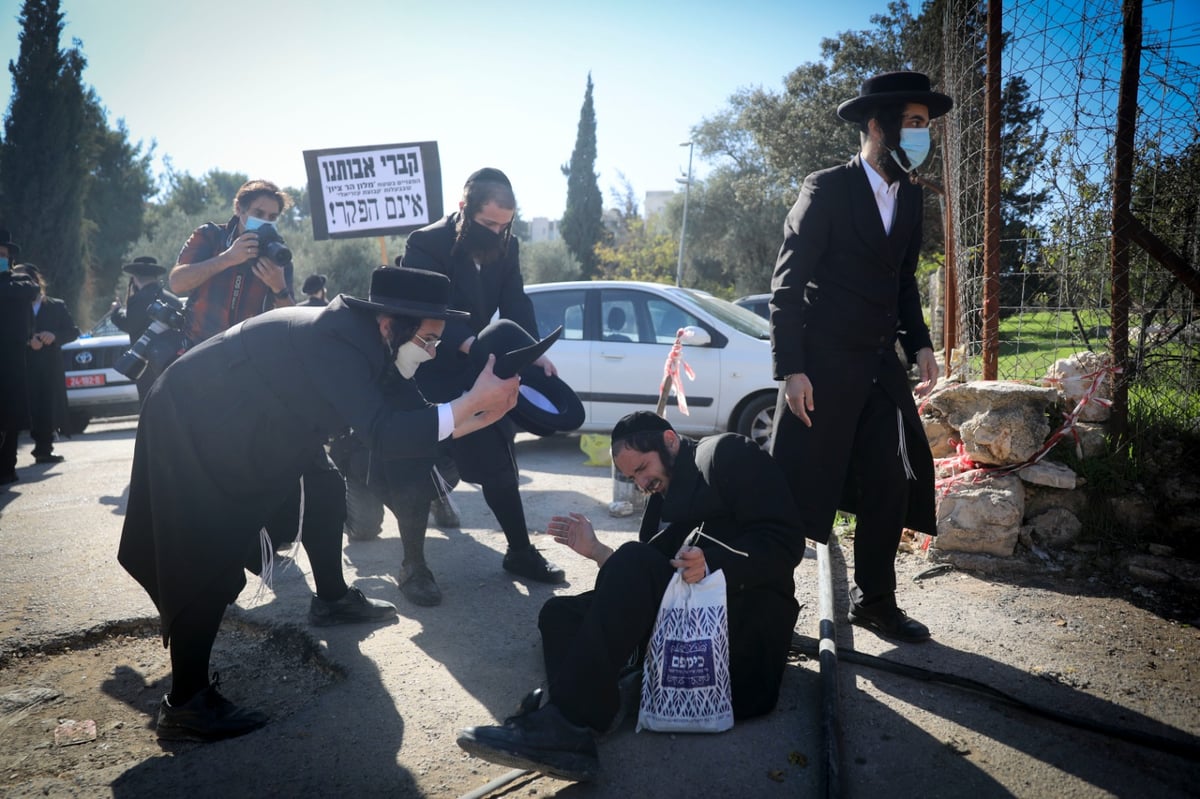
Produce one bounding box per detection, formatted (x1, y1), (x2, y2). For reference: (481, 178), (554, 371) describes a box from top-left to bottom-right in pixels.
(468, 319), (563, 380)
(302, 273), (327, 294)
(837, 71), (953, 123)
(0, 228), (20, 260)
(508, 367), (585, 437)
(122, 256), (166, 277)
(344, 266), (470, 319)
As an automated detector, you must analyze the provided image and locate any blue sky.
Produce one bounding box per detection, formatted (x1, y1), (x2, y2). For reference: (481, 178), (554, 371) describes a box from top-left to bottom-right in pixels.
(0, 0), (891, 220)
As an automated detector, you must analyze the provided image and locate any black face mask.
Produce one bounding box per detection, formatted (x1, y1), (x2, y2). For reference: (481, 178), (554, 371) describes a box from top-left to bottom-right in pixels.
(461, 222), (505, 265)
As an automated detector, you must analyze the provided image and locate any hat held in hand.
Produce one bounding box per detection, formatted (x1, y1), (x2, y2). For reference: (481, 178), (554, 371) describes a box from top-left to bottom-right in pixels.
(469, 319), (562, 381)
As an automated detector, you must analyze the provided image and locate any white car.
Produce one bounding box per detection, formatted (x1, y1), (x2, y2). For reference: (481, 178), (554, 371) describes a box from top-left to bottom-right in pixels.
(524, 280), (779, 447)
(60, 314), (139, 434)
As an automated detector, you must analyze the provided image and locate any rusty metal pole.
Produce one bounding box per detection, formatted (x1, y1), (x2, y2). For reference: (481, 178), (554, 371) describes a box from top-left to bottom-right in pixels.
(1109, 0), (1141, 443)
(981, 0), (1002, 380)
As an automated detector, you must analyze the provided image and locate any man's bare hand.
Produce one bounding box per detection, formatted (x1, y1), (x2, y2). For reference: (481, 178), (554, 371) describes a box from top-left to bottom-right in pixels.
(221, 232), (260, 269)
(914, 347), (939, 398)
(251, 258), (287, 294)
(671, 545), (708, 584)
(549, 512), (602, 559)
(784, 373), (814, 427)
(533, 354), (557, 377)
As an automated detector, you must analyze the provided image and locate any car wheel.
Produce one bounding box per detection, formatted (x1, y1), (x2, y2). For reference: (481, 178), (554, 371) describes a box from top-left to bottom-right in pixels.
(734, 393), (776, 450)
(64, 411), (90, 436)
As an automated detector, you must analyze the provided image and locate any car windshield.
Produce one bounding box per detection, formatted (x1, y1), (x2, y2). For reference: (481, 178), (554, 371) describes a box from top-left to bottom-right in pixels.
(678, 289), (770, 339)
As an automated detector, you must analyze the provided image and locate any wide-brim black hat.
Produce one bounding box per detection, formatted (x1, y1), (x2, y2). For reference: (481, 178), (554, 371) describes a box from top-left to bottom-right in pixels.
(507, 367), (585, 437)
(468, 319), (563, 380)
(837, 71), (953, 123)
(0, 228), (20, 260)
(122, 256), (166, 277)
(302, 273), (327, 294)
(344, 266), (470, 319)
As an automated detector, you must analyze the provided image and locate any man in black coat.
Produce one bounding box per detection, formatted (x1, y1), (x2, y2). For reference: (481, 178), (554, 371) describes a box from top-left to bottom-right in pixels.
(111, 256), (183, 402)
(458, 412), (806, 782)
(15, 263), (79, 463)
(298, 273), (328, 306)
(401, 167), (564, 584)
(0, 230), (39, 484)
(769, 71), (951, 644)
(118, 267), (520, 742)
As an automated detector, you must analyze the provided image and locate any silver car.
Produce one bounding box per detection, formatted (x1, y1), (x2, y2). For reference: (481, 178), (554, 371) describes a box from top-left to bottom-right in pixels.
(525, 280), (778, 447)
(60, 314), (139, 434)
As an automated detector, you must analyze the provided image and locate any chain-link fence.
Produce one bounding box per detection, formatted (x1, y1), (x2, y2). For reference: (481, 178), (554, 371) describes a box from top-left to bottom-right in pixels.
(938, 0), (1199, 464)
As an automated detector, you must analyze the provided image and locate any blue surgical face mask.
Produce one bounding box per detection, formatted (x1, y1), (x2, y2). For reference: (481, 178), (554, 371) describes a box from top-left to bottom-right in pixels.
(0, 257), (8, 273)
(891, 128), (931, 173)
(244, 215), (275, 233)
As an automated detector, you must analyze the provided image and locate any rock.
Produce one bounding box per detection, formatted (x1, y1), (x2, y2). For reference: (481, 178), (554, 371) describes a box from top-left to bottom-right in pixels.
(53, 719), (97, 747)
(1162, 476), (1200, 504)
(1124, 553), (1200, 591)
(934, 474), (1025, 556)
(928, 382), (1059, 466)
(1018, 460), (1077, 490)
(1108, 494), (1156, 533)
(1044, 351), (1113, 422)
(0, 686), (62, 712)
(1147, 543), (1174, 557)
(1023, 484), (1088, 519)
(1165, 508), (1200, 537)
(959, 406), (1050, 465)
(1026, 507), (1083, 549)
(922, 414), (959, 458)
(1071, 422), (1109, 458)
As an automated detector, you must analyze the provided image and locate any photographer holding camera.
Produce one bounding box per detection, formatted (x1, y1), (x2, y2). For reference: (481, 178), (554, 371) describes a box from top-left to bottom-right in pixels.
(111, 256), (182, 402)
(169, 179), (295, 348)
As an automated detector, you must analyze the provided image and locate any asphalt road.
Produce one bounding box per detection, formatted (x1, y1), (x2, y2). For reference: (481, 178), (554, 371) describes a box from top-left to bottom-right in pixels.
(2, 420), (1198, 798)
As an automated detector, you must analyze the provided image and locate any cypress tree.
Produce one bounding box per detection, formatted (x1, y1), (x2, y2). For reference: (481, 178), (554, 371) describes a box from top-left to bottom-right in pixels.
(560, 73), (604, 280)
(0, 0), (89, 307)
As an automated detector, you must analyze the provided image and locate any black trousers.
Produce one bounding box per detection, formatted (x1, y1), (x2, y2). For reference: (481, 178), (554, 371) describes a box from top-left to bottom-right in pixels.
(448, 418), (532, 550)
(538, 542), (799, 731)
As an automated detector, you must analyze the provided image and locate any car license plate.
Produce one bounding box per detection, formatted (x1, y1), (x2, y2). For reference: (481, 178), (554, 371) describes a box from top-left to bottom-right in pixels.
(66, 374), (106, 388)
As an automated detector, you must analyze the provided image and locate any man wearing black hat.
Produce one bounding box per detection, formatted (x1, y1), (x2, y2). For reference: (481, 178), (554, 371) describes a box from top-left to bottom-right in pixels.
(298, 273), (328, 307)
(401, 167), (564, 584)
(112, 256), (184, 402)
(769, 71), (951, 644)
(14, 263), (79, 464)
(0, 230), (39, 484)
(458, 411), (806, 782)
(118, 266), (521, 741)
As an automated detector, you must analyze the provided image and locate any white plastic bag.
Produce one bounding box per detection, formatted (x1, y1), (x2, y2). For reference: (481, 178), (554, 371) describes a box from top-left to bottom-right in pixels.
(636, 568), (733, 733)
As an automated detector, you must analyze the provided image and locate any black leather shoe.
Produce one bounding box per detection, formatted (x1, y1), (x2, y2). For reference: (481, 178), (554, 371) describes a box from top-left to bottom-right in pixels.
(33, 453), (64, 464)
(848, 603), (931, 643)
(503, 545), (566, 584)
(308, 586), (397, 627)
(458, 704), (599, 783)
(398, 563), (443, 607)
(156, 675), (267, 741)
(429, 495), (460, 528)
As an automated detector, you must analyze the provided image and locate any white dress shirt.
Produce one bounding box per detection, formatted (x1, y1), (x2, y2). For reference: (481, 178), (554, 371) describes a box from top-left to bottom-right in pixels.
(863, 158), (899, 235)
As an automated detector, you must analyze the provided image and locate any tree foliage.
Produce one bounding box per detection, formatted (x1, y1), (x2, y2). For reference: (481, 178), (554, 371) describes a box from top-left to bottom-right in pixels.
(560, 73), (604, 279)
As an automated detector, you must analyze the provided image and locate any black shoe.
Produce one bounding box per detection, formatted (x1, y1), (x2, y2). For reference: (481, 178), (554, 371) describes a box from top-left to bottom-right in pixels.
(458, 704), (599, 783)
(602, 665), (644, 737)
(155, 675), (267, 742)
(398, 563), (443, 607)
(848, 603), (931, 643)
(344, 523), (381, 542)
(430, 495), (460, 528)
(33, 453), (64, 464)
(503, 545), (566, 584)
(308, 586), (397, 627)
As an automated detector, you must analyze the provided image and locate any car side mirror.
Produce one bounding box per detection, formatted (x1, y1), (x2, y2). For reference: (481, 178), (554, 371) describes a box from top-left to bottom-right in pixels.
(680, 326), (712, 346)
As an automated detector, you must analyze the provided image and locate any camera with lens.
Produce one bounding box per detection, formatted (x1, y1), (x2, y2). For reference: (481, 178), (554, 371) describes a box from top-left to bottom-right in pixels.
(254, 226), (292, 265)
(115, 299), (186, 380)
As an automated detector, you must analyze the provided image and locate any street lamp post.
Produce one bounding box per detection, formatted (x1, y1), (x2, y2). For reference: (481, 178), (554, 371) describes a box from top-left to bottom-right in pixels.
(675, 140), (694, 288)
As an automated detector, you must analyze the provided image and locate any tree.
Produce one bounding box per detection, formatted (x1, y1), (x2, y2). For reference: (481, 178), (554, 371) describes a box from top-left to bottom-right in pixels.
(0, 0), (89, 307)
(560, 73), (604, 279)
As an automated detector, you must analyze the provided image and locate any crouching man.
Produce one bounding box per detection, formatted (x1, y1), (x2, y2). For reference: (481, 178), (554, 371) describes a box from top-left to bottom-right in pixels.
(457, 411), (806, 781)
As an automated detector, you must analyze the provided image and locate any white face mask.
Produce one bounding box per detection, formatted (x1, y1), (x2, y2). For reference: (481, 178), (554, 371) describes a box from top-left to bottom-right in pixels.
(394, 339), (433, 379)
(890, 128), (931, 173)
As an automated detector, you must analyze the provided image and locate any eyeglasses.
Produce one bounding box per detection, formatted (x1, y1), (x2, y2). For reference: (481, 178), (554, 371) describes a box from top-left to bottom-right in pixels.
(412, 332), (441, 352)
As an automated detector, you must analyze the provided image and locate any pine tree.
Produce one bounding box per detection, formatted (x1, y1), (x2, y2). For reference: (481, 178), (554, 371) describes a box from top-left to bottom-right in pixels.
(560, 73), (604, 280)
(0, 0), (90, 307)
